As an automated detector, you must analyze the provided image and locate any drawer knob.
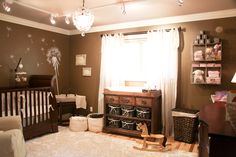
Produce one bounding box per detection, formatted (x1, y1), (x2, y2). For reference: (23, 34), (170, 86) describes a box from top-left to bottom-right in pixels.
(141, 100), (147, 105)
(109, 98), (114, 102)
(123, 99), (130, 103)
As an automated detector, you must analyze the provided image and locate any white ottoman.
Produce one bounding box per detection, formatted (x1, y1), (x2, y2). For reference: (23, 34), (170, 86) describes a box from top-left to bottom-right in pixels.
(69, 116), (88, 132)
(87, 113), (104, 133)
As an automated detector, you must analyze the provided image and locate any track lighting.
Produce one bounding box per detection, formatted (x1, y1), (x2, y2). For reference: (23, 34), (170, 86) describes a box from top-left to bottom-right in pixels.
(2, 1), (11, 12)
(65, 15), (70, 24)
(50, 14), (56, 25)
(177, 0), (184, 6)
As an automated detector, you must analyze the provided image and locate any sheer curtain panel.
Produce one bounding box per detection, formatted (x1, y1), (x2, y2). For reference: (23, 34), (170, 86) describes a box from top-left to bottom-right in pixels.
(145, 29), (179, 136)
(98, 34), (125, 113)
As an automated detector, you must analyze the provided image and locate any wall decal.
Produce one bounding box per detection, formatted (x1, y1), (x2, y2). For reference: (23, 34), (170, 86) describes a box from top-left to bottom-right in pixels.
(27, 34), (34, 44)
(47, 47), (61, 94)
(6, 26), (12, 38)
(25, 47), (30, 54)
(41, 38), (45, 43)
(10, 55), (14, 59)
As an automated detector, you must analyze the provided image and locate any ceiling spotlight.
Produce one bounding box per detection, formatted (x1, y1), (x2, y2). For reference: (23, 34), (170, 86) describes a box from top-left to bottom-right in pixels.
(65, 15), (70, 24)
(178, 0), (184, 6)
(121, 1), (126, 15)
(2, 1), (11, 12)
(50, 14), (56, 25)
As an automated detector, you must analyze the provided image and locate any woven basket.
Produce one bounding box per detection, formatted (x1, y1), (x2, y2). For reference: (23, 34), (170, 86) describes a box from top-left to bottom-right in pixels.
(172, 108), (199, 143)
(87, 113), (104, 133)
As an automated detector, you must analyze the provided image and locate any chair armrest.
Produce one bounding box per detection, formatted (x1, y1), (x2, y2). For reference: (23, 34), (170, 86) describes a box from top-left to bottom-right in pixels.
(0, 129), (26, 157)
(0, 116), (22, 131)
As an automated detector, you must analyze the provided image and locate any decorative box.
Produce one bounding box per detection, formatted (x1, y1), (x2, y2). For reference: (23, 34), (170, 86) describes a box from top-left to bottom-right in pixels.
(136, 107), (151, 119)
(108, 104), (121, 115)
(121, 120), (135, 130)
(121, 106), (135, 117)
(107, 117), (121, 128)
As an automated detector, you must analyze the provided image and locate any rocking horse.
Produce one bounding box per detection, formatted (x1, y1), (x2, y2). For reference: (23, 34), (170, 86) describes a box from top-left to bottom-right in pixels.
(133, 123), (170, 152)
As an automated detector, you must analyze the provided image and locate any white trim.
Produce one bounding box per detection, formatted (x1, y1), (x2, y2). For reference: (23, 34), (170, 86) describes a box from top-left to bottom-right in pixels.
(1, 9), (236, 35)
(71, 9), (236, 35)
(0, 13), (71, 35)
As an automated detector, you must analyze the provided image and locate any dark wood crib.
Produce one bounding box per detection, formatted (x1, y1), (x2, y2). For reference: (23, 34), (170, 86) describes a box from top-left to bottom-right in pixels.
(0, 75), (58, 140)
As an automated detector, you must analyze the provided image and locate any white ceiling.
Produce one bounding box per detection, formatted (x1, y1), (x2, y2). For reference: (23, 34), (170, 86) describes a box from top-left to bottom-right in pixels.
(0, 0), (236, 33)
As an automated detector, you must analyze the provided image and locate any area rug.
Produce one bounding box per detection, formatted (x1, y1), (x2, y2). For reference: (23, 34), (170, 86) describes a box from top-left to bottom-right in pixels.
(26, 127), (197, 157)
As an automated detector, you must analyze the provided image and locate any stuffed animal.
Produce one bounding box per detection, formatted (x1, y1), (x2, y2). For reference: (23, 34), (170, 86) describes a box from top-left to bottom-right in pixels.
(193, 69), (204, 83)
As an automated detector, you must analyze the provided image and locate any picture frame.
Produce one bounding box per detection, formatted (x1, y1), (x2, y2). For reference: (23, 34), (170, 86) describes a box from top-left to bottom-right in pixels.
(75, 54), (86, 66)
(82, 67), (92, 76)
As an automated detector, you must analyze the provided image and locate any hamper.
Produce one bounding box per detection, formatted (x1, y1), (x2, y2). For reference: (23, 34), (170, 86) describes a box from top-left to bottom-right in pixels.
(172, 108), (199, 143)
(69, 116), (88, 132)
(87, 113), (104, 132)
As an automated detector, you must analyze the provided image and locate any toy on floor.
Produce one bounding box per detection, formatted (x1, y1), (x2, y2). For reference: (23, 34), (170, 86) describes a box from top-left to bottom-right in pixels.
(133, 123), (170, 152)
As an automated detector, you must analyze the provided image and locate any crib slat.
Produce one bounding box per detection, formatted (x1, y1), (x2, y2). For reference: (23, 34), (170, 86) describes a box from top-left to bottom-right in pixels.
(38, 90), (41, 123)
(25, 90), (28, 126)
(20, 91), (24, 125)
(29, 90), (32, 125)
(0, 92), (2, 117)
(41, 90), (45, 121)
(10, 92), (13, 116)
(15, 91), (18, 115)
(34, 90), (37, 124)
(46, 90), (49, 120)
(5, 92), (8, 116)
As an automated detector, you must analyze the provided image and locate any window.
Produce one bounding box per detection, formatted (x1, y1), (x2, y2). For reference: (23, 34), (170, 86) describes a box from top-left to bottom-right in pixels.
(122, 34), (148, 83)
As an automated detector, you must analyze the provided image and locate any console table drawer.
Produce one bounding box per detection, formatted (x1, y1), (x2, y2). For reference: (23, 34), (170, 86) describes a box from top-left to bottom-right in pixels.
(105, 95), (119, 104)
(120, 96), (135, 105)
(136, 98), (152, 107)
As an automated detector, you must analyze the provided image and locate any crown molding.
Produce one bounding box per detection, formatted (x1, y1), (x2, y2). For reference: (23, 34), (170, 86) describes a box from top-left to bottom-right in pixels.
(1, 9), (236, 36)
(0, 13), (71, 35)
(71, 8), (236, 35)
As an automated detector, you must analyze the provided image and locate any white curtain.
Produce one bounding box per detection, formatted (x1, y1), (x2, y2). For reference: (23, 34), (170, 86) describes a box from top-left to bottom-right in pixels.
(98, 30), (180, 136)
(144, 29), (179, 136)
(98, 34), (125, 113)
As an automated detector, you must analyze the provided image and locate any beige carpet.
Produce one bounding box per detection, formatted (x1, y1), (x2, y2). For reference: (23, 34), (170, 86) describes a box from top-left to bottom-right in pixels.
(26, 127), (197, 157)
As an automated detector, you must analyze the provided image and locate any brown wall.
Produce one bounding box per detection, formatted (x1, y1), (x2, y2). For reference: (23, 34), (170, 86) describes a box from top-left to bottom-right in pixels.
(70, 17), (236, 112)
(0, 21), (70, 91)
(1, 17), (236, 113)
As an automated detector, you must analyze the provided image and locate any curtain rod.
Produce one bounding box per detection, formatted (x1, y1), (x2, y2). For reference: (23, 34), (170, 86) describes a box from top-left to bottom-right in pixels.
(100, 27), (184, 37)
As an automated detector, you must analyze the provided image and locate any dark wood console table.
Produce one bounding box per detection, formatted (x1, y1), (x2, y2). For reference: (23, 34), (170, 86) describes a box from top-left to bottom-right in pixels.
(199, 102), (236, 157)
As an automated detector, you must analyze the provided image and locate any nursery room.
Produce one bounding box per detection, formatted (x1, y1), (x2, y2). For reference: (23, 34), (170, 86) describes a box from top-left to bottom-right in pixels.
(0, 0), (236, 157)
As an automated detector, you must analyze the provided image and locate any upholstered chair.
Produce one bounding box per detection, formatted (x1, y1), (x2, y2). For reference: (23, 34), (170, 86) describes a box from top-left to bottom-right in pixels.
(198, 120), (209, 157)
(0, 116), (26, 157)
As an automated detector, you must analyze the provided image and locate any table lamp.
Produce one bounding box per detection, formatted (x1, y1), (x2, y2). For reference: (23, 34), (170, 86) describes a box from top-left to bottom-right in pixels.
(231, 72), (236, 83)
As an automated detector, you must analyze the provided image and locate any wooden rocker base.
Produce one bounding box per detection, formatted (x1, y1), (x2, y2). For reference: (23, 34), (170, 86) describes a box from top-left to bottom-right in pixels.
(133, 145), (171, 152)
(133, 123), (171, 152)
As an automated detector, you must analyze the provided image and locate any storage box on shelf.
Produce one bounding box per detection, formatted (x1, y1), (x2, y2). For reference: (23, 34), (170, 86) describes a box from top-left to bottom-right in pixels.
(191, 31), (222, 85)
(103, 88), (162, 137)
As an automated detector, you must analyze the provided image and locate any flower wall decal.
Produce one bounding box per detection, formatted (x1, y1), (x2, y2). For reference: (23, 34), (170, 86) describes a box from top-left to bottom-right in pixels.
(47, 47), (61, 94)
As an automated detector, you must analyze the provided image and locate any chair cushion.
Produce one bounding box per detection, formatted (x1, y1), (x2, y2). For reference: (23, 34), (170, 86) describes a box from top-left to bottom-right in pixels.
(0, 129), (26, 157)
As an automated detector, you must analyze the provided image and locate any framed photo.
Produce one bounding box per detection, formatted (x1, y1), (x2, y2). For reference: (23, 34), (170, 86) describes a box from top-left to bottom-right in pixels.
(75, 54), (86, 66)
(82, 67), (92, 76)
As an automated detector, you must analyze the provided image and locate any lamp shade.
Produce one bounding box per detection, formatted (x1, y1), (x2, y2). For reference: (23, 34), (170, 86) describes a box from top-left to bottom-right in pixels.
(231, 72), (236, 83)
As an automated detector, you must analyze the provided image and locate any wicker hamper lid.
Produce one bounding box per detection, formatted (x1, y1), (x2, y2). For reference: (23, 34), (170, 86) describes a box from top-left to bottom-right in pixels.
(172, 108), (199, 118)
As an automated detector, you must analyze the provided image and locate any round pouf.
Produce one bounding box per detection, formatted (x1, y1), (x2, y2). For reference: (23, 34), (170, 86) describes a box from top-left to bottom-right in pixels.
(69, 116), (88, 132)
(87, 113), (104, 133)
